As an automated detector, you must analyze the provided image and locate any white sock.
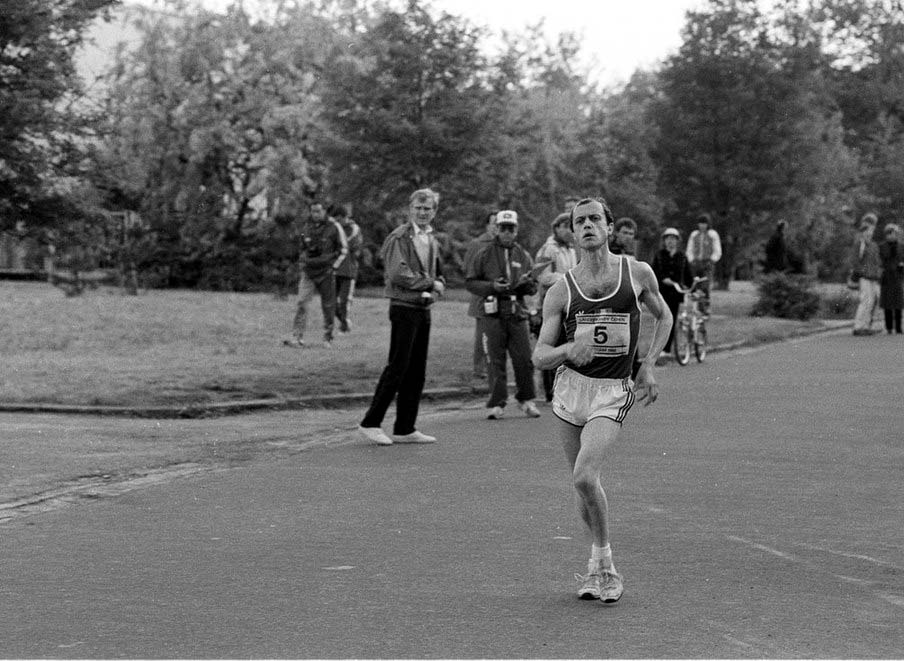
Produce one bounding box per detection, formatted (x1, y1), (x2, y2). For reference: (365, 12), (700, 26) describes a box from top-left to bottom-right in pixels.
(591, 543), (613, 569)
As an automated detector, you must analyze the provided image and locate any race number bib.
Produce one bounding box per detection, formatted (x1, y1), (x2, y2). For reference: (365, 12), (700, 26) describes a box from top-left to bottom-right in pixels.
(574, 312), (631, 357)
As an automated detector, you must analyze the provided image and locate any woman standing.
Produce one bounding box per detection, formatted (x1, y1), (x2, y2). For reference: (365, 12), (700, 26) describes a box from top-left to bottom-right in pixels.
(879, 223), (903, 334)
(651, 227), (693, 353)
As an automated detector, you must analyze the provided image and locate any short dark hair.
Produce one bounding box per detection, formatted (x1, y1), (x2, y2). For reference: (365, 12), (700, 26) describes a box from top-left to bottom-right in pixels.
(328, 204), (348, 219)
(551, 213), (571, 230)
(696, 212), (712, 226)
(614, 217), (637, 233)
(570, 197), (615, 225)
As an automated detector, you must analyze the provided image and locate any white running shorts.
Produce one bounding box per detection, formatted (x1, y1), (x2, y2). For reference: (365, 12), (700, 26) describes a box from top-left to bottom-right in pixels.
(552, 366), (635, 426)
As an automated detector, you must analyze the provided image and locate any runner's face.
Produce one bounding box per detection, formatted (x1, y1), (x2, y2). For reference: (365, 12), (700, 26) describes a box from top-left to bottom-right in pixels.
(310, 204), (326, 222)
(571, 201), (608, 249)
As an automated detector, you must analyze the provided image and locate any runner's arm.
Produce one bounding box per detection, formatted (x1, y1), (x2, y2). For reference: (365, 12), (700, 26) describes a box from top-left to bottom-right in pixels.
(633, 261), (673, 405)
(532, 279), (593, 369)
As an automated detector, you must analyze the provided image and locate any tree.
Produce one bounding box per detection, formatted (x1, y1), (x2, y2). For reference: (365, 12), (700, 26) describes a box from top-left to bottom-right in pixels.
(652, 0), (859, 283)
(0, 0), (118, 226)
(91, 2), (334, 288)
(318, 0), (495, 241)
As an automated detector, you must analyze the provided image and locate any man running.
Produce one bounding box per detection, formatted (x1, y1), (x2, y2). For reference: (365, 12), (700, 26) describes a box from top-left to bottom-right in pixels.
(532, 197), (672, 603)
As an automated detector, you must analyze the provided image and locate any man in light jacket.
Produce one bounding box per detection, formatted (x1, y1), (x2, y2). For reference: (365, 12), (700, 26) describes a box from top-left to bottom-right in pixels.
(358, 189), (445, 445)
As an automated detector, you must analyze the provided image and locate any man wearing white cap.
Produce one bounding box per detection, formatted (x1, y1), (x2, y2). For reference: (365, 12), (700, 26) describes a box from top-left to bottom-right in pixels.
(466, 210), (541, 419)
(651, 227), (693, 354)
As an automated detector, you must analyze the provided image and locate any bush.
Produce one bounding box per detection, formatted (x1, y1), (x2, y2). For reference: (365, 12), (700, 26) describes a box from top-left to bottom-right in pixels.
(820, 288), (858, 319)
(751, 272), (821, 320)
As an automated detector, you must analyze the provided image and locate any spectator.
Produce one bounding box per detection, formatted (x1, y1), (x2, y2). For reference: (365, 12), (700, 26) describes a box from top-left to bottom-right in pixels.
(462, 211), (498, 379)
(763, 220), (789, 274)
(686, 212), (722, 315)
(358, 188), (446, 446)
(466, 210), (541, 419)
(332, 204), (363, 334)
(284, 201), (347, 349)
(850, 213), (882, 336)
(563, 195), (580, 215)
(651, 227), (693, 354)
(609, 217), (637, 256)
(534, 212), (578, 401)
(879, 223), (903, 335)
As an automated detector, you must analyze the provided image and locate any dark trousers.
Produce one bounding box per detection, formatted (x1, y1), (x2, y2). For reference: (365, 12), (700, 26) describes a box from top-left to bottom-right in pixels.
(335, 276), (355, 331)
(691, 262), (714, 314)
(479, 315), (536, 408)
(472, 320), (487, 376)
(884, 308), (902, 333)
(662, 292), (682, 352)
(361, 304), (431, 435)
(293, 271), (335, 341)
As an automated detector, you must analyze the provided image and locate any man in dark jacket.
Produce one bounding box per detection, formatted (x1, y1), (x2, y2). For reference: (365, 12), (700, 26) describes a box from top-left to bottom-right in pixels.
(463, 211), (498, 378)
(285, 201), (347, 349)
(466, 210), (541, 420)
(358, 188), (446, 446)
(651, 227), (693, 353)
(763, 220), (789, 274)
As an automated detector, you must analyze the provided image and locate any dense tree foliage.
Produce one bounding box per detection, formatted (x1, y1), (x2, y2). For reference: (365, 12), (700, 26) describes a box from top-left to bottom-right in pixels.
(0, 0), (118, 226)
(4, 0), (904, 290)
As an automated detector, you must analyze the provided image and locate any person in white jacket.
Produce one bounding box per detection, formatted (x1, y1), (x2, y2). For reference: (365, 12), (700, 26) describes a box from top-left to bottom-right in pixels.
(534, 213), (578, 401)
(685, 212), (722, 314)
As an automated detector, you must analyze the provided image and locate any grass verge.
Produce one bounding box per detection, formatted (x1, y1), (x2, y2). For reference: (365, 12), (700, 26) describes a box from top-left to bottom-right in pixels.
(0, 280), (848, 408)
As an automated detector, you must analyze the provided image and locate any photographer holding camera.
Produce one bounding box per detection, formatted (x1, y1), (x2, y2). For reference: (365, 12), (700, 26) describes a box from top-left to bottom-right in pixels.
(465, 210), (541, 419)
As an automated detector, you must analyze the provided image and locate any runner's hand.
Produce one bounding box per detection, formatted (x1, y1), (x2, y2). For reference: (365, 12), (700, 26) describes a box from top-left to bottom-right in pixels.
(634, 364), (659, 406)
(566, 341), (594, 366)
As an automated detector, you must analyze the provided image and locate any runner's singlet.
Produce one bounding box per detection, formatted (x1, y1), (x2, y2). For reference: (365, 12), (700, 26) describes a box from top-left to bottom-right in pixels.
(562, 256), (641, 379)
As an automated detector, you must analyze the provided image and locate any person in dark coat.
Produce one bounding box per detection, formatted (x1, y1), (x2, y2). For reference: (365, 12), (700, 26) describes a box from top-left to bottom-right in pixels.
(651, 227), (693, 354)
(763, 220), (789, 273)
(879, 223), (903, 334)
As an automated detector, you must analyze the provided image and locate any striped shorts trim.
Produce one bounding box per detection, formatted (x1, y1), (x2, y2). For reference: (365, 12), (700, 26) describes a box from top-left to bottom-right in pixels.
(551, 366), (635, 427)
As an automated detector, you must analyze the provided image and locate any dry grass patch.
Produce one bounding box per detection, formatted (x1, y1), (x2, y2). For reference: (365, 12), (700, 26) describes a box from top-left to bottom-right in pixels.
(0, 280), (838, 407)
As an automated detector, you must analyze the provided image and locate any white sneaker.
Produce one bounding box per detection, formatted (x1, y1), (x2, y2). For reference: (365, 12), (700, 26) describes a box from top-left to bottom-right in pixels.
(519, 401), (541, 418)
(393, 430), (436, 444)
(487, 406), (504, 420)
(358, 425), (393, 445)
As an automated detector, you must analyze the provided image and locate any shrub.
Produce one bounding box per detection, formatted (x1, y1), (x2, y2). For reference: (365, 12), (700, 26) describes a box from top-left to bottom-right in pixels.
(820, 288), (858, 319)
(751, 272), (821, 320)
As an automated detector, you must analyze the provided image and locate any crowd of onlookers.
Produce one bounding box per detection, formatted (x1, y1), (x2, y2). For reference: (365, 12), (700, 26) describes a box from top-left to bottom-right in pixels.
(291, 194), (903, 431)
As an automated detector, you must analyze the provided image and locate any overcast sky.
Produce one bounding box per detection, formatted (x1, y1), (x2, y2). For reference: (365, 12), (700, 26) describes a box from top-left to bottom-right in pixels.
(115, 0), (707, 86)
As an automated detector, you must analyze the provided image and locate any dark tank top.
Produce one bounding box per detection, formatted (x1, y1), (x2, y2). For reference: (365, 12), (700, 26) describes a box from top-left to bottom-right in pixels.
(563, 256), (641, 379)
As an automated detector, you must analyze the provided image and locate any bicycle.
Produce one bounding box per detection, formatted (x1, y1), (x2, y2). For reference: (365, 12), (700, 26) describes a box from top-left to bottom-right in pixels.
(672, 277), (709, 365)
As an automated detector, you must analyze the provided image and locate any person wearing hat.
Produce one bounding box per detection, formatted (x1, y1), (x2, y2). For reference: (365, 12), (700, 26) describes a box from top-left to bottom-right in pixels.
(879, 222), (903, 334)
(651, 227), (693, 354)
(534, 213), (578, 400)
(465, 209), (541, 419)
(849, 212), (882, 335)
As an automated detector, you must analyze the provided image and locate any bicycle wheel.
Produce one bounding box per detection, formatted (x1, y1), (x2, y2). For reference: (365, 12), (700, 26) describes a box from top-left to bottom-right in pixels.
(694, 323), (707, 362)
(673, 321), (692, 365)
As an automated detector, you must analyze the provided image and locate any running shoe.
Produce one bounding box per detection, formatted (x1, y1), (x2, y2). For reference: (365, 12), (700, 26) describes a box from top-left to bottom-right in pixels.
(576, 569), (601, 600)
(282, 337), (305, 348)
(598, 569), (624, 603)
(487, 406), (504, 420)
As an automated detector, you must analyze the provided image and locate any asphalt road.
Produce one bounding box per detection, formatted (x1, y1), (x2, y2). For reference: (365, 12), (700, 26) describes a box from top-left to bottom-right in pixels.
(1, 330), (902, 658)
